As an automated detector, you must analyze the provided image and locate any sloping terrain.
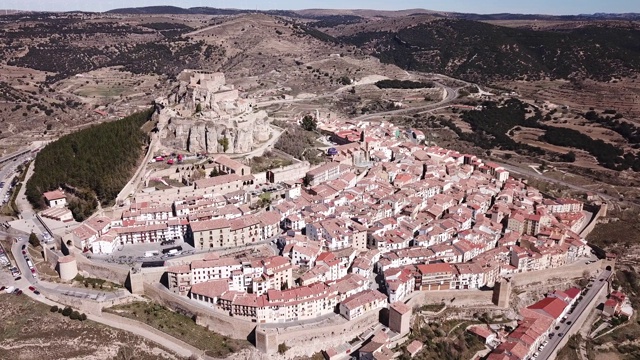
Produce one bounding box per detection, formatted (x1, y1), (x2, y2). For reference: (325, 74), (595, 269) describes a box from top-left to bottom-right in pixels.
(0, 293), (179, 360)
(336, 19), (640, 82)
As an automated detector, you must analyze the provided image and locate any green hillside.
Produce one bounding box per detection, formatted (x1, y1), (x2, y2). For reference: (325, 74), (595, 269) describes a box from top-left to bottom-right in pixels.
(25, 109), (152, 220)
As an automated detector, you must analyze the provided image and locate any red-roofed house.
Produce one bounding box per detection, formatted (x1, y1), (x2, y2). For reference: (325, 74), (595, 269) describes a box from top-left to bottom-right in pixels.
(43, 189), (67, 207)
(339, 289), (387, 320)
(527, 296), (568, 321)
(416, 263), (456, 291)
(406, 340), (423, 357)
(468, 324), (497, 345)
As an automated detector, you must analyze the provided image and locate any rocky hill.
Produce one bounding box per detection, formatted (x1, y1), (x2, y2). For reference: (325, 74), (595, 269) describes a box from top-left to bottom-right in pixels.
(155, 70), (271, 154)
(335, 19), (640, 82)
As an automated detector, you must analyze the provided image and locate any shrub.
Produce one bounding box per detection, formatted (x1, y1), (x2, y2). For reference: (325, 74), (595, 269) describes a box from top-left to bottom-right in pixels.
(70, 311), (80, 320)
(62, 307), (72, 317)
(28, 232), (40, 248)
(277, 343), (290, 354)
(80, 313), (88, 321)
(50, 305), (59, 312)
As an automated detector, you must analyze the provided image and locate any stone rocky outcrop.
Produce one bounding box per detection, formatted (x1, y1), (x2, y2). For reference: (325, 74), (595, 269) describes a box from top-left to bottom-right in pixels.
(154, 70), (272, 154)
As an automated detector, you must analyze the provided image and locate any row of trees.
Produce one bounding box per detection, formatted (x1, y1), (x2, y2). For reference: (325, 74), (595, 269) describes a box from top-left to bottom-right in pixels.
(583, 110), (640, 144)
(50, 305), (87, 321)
(375, 79), (435, 89)
(25, 109), (153, 217)
(443, 99), (640, 171)
(541, 127), (640, 171)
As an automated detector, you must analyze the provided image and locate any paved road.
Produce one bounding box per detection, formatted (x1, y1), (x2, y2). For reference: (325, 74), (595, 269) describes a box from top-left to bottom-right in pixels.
(9, 235), (126, 302)
(352, 83), (459, 122)
(495, 161), (614, 202)
(0, 154), (29, 206)
(115, 132), (159, 206)
(538, 269), (611, 360)
(1, 271), (201, 359)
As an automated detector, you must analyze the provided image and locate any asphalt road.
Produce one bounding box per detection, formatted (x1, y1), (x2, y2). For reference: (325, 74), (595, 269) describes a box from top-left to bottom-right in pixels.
(495, 161), (614, 202)
(352, 83), (460, 122)
(8, 235), (125, 302)
(0, 153), (31, 206)
(538, 269), (612, 360)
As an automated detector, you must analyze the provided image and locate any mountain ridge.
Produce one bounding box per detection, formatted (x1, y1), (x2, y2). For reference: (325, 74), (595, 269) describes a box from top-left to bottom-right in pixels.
(103, 6), (640, 21)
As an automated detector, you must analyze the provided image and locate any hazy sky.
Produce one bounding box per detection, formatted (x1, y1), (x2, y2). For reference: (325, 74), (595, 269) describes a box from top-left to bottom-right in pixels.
(4, 0), (640, 15)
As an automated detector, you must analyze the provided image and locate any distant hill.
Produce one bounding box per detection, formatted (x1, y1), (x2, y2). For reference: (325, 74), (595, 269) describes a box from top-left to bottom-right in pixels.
(451, 12), (640, 21)
(337, 19), (640, 82)
(106, 6), (193, 14)
(105, 6), (640, 21)
(106, 6), (299, 17)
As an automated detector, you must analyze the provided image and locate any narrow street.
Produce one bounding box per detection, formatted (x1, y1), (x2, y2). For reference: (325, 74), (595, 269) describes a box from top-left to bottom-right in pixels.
(538, 269), (611, 360)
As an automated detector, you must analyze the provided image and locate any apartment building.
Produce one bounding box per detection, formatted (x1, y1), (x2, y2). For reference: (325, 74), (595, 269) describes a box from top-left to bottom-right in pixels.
(339, 289), (388, 320)
(383, 267), (416, 302)
(188, 211), (281, 249)
(305, 162), (348, 186)
(416, 263), (457, 291)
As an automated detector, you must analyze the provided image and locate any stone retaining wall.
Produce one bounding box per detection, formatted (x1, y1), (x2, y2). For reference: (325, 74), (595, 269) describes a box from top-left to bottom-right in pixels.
(143, 282), (256, 340)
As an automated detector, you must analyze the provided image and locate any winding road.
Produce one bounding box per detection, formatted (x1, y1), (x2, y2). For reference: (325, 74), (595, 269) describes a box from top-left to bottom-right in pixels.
(349, 82), (459, 122)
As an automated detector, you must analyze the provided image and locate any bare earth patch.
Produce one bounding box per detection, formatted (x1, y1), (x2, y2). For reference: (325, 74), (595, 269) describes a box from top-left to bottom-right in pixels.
(0, 293), (181, 360)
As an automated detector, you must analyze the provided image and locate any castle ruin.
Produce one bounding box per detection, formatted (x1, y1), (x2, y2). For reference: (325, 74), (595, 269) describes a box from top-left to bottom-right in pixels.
(154, 70), (272, 154)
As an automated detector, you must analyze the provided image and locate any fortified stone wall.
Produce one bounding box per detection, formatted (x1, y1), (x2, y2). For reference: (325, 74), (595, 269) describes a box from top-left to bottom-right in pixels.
(580, 203), (606, 239)
(407, 289), (494, 307)
(267, 160), (311, 183)
(75, 254), (129, 285)
(143, 282), (256, 340)
(155, 70), (272, 155)
(257, 310), (380, 358)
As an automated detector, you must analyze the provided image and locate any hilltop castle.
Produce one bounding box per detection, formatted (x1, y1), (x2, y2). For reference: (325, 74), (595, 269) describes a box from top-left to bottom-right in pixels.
(154, 70), (272, 154)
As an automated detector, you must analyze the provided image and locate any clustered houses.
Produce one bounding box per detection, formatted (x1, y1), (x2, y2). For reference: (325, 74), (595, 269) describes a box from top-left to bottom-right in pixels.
(603, 290), (633, 318)
(486, 287), (581, 360)
(156, 116), (590, 324)
(167, 254), (294, 296)
(64, 156), (283, 254)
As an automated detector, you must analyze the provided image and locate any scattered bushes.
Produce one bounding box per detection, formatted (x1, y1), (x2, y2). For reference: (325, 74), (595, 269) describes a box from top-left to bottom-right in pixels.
(54, 306), (87, 321)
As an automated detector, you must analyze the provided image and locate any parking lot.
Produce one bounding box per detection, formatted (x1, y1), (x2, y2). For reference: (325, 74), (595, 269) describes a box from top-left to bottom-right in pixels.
(248, 183), (286, 198)
(89, 240), (197, 264)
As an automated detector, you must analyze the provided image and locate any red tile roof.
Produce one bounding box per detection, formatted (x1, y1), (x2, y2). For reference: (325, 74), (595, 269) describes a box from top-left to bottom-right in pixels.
(527, 296), (567, 319)
(43, 189), (65, 201)
(416, 262), (454, 275)
(564, 287), (581, 299)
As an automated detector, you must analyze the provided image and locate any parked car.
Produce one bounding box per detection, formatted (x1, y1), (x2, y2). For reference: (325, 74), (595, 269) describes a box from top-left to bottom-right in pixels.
(28, 286), (35, 291)
(33, 290), (40, 295)
(15, 289), (22, 295)
(14, 276), (21, 281)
